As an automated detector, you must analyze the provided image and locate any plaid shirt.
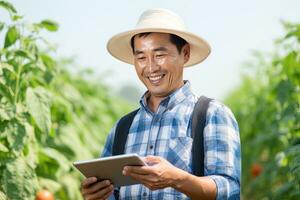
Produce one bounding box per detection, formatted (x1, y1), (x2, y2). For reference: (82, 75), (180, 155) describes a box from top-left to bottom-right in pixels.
(101, 81), (241, 200)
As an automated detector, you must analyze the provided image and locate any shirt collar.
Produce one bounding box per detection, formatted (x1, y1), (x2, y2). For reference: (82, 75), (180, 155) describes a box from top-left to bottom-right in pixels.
(139, 80), (193, 114)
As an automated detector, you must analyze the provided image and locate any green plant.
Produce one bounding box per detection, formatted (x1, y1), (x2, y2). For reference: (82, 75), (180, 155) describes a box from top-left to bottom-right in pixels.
(0, 1), (132, 199)
(225, 22), (300, 199)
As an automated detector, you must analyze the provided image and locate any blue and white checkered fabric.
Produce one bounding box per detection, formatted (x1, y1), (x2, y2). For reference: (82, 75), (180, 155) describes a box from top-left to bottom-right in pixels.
(101, 81), (241, 200)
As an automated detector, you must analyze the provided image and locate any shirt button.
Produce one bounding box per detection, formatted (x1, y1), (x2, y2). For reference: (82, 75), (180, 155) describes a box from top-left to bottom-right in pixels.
(149, 145), (153, 149)
(143, 192), (147, 196)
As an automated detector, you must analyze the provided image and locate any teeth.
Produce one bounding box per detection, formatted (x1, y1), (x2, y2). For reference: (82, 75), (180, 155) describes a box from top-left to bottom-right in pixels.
(149, 75), (163, 81)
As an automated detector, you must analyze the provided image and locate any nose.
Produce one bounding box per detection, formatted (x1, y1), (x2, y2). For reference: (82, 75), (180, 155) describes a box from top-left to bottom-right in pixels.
(148, 56), (159, 73)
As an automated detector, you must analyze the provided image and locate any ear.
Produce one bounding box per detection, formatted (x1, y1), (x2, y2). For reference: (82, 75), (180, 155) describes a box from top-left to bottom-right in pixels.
(182, 44), (190, 64)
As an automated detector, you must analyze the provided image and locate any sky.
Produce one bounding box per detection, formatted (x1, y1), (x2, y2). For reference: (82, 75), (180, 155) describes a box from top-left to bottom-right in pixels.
(1, 0), (300, 101)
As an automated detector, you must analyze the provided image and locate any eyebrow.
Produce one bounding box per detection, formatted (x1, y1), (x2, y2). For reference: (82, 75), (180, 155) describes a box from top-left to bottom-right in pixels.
(134, 47), (168, 55)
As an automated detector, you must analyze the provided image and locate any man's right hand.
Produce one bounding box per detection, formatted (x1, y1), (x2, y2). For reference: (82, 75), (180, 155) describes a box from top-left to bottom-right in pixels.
(81, 177), (114, 200)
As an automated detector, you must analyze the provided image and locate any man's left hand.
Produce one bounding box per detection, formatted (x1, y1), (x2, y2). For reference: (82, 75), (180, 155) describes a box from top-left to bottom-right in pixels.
(122, 155), (186, 190)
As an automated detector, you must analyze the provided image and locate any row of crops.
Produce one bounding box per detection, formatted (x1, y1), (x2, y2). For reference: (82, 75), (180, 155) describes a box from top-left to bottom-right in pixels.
(0, 1), (132, 199)
(225, 22), (300, 199)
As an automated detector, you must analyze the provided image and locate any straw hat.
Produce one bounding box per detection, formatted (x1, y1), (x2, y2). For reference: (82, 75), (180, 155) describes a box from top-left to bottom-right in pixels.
(107, 8), (211, 67)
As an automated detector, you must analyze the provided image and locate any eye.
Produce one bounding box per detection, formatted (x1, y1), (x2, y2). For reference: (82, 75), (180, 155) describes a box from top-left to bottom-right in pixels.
(155, 54), (165, 58)
(137, 56), (146, 61)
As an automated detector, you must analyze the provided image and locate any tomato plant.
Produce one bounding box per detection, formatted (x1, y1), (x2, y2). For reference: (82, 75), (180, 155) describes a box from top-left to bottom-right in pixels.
(225, 22), (300, 199)
(0, 1), (132, 199)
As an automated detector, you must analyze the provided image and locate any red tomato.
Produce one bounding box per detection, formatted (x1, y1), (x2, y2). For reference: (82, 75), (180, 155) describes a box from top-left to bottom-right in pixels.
(35, 190), (54, 200)
(251, 163), (263, 178)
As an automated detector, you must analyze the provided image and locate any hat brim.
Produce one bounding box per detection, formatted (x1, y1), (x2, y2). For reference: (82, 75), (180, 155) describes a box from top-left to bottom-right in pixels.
(107, 28), (211, 67)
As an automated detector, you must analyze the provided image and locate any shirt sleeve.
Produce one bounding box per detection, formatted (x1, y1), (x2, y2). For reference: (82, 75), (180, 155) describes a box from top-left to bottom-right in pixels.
(204, 100), (241, 200)
(100, 121), (119, 200)
(100, 120), (118, 158)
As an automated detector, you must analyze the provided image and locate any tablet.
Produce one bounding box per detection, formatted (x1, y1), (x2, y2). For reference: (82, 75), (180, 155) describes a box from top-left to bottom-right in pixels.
(73, 153), (147, 187)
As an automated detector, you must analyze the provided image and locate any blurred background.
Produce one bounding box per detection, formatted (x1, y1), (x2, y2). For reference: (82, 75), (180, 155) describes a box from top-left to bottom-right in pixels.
(0, 0), (299, 199)
(3, 0), (300, 101)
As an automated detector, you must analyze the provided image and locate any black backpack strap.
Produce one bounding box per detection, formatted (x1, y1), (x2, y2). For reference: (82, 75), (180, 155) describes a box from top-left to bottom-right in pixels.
(112, 109), (139, 156)
(191, 96), (212, 176)
(112, 108), (139, 199)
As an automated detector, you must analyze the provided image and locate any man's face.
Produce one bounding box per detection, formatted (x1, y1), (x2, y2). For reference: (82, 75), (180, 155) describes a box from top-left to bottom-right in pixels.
(133, 33), (190, 98)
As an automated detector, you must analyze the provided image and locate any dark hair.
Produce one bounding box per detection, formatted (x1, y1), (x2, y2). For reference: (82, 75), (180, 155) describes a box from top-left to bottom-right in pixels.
(130, 32), (188, 54)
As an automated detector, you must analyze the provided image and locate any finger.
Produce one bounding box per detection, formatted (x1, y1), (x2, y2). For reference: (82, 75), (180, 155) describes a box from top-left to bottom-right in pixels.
(101, 189), (114, 200)
(82, 180), (111, 195)
(127, 172), (159, 183)
(129, 172), (166, 189)
(82, 177), (98, 188)
(145, 155), (161, 163)
(123, 166), (153, 175)
(86, 184), (114, 200)
(90, 188), (113, 200)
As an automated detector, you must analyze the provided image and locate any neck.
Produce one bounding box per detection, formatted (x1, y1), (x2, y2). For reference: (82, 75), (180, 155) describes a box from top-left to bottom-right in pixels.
(147, 81), (185, 113)
(148, 95), (165, 113)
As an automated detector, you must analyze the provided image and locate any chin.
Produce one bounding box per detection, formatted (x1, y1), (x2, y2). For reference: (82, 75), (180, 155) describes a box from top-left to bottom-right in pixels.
(149, 88), (170, 97)
(144, 82), (171, 97)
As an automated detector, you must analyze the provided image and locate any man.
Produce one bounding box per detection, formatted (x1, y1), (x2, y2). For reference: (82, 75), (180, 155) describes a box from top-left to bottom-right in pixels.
(81, 8), (241, 200)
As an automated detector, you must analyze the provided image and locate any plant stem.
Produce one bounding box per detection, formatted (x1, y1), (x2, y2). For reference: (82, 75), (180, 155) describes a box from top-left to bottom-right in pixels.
(14, 61), (22, 103)
(14, 26), (24, 104)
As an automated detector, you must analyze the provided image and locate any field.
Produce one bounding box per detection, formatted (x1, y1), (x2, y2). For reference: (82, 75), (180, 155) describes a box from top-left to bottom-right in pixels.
(0, 1), (299, 199)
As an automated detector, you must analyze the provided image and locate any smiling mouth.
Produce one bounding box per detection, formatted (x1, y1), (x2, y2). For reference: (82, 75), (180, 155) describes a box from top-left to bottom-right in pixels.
(147, 74), (165, 85)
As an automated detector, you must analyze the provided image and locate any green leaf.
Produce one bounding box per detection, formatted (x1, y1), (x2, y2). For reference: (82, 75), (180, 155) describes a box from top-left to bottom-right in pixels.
(4, 26), (19, 48)
(0, 190), (8, 200)
(0, 63), (17, 91)
(0, 1), (17, 14)
(59, 174), (83, 200)
(38, 177), (61, 193)
(0, 22), (4, 32)
(61, 84), (82, 102)
(22, 62), (46, 74)
(0, 62), (14, 72)
(0, 142), (8, 152)
(40, 147), (70, 172)
(40, 20), (59, 32)
(36, 147), (70, 179)
(0, 103), (14, 121)
(5, 119), (28, 152)
(274, 181), (295, 198)
(25, 87), (51, 134)
(0, 83), (14, 103)
(12, 15), (23, 21)
(14, 50), (34, 60)
(40, 54), (56, 69)
(2, 158), (39, 200)
(23, 148), (37, 168)
(55, 125), (93, 160)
